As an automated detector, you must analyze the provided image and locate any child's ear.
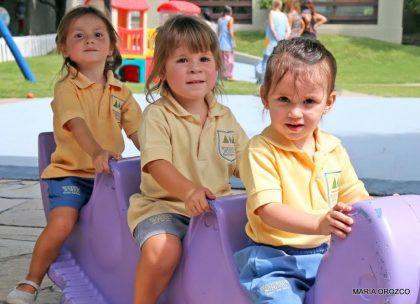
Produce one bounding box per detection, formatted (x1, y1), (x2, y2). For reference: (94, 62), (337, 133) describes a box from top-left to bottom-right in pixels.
(159, 71), (166, 82)
(108, 46), (114, 57)
(59, 44), (68, 57)
(260, 85), (269, 109)
(323, 90), (337, 114)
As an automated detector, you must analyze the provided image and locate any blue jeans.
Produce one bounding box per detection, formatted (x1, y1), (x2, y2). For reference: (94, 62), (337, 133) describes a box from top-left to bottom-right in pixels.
(260, 55), (270, 84)
(133, 213), (190, 248)
(234, 242), (328, 304)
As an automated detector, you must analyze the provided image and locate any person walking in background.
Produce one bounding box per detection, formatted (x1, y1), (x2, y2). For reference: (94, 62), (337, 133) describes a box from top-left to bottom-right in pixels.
(6, 6), (142, 304)
(218, 5), (236, 80)
(259, 0), (290, 83)
(202, 7), (217, 32)
(285, 0), (304, 38)
(128, 15), (248, 304)
(301, 0), (327, 39)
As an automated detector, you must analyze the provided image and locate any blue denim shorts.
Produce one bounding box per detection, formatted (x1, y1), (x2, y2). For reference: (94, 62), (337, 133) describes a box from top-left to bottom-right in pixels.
(44, 177), (94, 210)
(133, 213), (190, 248)
(234, 241), (328, 304)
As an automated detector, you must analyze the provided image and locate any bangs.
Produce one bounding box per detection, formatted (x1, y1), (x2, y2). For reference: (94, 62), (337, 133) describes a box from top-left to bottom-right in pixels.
(165, 20), (218, 55)
(266, 53), (335, 96)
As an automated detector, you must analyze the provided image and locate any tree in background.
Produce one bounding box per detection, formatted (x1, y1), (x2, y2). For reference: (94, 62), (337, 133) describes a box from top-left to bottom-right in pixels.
(406, 0), (420, 13)
(258, 0), (273, 9)
(403, 0), (420, 45)
(39, 0), (66, 30)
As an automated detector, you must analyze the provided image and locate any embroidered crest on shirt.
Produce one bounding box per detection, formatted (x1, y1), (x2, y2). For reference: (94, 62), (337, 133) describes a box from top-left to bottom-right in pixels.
(217, 130), (236, 162)
(111, 95), (124, 123)
(324, 171), (341, 207)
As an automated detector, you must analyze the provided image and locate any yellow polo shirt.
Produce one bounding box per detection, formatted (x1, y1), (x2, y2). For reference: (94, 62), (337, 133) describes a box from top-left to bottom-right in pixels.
(127, 90), (249, 233)
(42, 67), (142, 179)
(239, 126), (369, 248)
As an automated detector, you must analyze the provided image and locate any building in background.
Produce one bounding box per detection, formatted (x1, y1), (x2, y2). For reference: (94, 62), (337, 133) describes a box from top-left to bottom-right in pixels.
(0, 0), (405, 44)
(179, 0), (403, 44)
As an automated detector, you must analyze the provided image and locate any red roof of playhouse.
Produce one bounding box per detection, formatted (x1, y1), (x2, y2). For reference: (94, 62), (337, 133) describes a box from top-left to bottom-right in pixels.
(112, 0), (150, 11)
(157, 1), (201, 15)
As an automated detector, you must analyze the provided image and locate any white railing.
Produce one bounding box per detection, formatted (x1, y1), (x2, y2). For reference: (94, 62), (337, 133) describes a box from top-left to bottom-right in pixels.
(0, 34), (56, 62)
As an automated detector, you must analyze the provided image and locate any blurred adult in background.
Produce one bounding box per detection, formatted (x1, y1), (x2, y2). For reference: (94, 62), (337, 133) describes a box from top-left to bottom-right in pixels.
(285, 0), (304, 38)
(301, 0), (327, 39)
(259, 0), (290, 83)
(218, 5), (236, 80)
(202, 7), (217, 32)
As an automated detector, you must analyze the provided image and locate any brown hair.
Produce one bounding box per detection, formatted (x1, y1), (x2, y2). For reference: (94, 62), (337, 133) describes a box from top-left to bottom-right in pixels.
(285, 0), (301, 13)
(261, 37), (337, 99)
(55, 5), (121, 80)
(145, 15), (222, 103)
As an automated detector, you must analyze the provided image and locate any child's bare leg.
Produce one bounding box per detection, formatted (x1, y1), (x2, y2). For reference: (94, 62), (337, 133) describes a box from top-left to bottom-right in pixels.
(17, 206), (79, 293)
(134, 234), (182, 304)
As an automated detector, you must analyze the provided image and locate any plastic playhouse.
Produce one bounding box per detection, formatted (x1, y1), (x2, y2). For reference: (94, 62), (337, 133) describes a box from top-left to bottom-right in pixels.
(114, 0), (202, 83)
(157, 0), (201, 25)
(112, 0), (153, 83)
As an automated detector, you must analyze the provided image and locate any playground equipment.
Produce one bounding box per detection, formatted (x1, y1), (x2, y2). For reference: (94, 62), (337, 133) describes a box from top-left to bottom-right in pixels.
(112, 0), (153, 83)
(0, 17), (36, 82)
(114, 0), (202, 84)
(38, 131), (420, 304)
(157, 1), (201, 25)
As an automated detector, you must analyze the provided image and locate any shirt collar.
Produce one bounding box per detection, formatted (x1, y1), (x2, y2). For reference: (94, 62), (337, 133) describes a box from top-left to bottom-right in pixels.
(160, 88), (227, 117)
(261, 126), (340, 153)
(68, 66), (123, 89)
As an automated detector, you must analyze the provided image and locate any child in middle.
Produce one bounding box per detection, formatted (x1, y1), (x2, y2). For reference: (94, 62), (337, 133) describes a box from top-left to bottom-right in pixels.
(127, 15), (249, 304)
(234, 38), (370, 303)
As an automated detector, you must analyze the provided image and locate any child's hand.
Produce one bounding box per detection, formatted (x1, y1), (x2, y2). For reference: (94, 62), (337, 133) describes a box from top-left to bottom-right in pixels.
(185, 186), (216, 216)
(92, 150), (121, 173)
(317, 202), (353, 239)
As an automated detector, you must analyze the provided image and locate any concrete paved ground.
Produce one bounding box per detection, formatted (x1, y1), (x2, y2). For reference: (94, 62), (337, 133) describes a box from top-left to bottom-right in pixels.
(0, 179), (61, 303)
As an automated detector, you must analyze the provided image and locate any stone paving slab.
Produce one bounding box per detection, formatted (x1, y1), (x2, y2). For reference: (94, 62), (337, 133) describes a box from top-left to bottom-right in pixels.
(0, 199), (46, 228)
(0, 179), (60, 303)
(0, 253), (61, 303)
(0, 180), (41, 199)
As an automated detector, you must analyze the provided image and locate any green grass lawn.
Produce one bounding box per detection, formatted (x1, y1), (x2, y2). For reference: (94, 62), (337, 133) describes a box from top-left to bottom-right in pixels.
(236, 32), (420, 97)
(0, 33), (420, 98)
(0, 52), (258, 98)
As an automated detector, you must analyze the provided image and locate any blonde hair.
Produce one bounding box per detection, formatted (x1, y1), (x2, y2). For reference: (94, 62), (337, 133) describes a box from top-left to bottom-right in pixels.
(272, 0), (283, 10)
(145, 15), (222, 103)
(55, 5), (121, 80)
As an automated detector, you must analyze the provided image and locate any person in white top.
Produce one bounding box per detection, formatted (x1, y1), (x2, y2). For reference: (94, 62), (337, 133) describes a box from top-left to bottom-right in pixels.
(259, 0), (290, 83)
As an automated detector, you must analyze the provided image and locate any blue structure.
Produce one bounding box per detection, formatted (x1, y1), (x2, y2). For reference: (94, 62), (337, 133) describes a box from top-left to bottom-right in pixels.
(0, 18), (36, 82)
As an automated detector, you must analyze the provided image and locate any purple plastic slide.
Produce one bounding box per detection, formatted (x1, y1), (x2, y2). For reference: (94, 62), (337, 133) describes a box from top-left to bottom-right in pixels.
(38, 132), (420, 304)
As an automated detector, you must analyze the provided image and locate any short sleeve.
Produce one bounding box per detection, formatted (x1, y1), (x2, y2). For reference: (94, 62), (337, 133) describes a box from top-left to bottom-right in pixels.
(52, 82), (85, 128)
(232, 114), (249, 177)
(239, 137), (282, 214)
(336, 144), (370, 203)
(121, 88), (142, 137)
(139, 105), (173, 171)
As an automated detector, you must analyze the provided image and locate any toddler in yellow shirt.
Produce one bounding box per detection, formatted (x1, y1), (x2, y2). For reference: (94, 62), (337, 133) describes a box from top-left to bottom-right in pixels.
(7, 6), (141, 304)
(234, 38), (369, 304)
(127, 15), (248, 303)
